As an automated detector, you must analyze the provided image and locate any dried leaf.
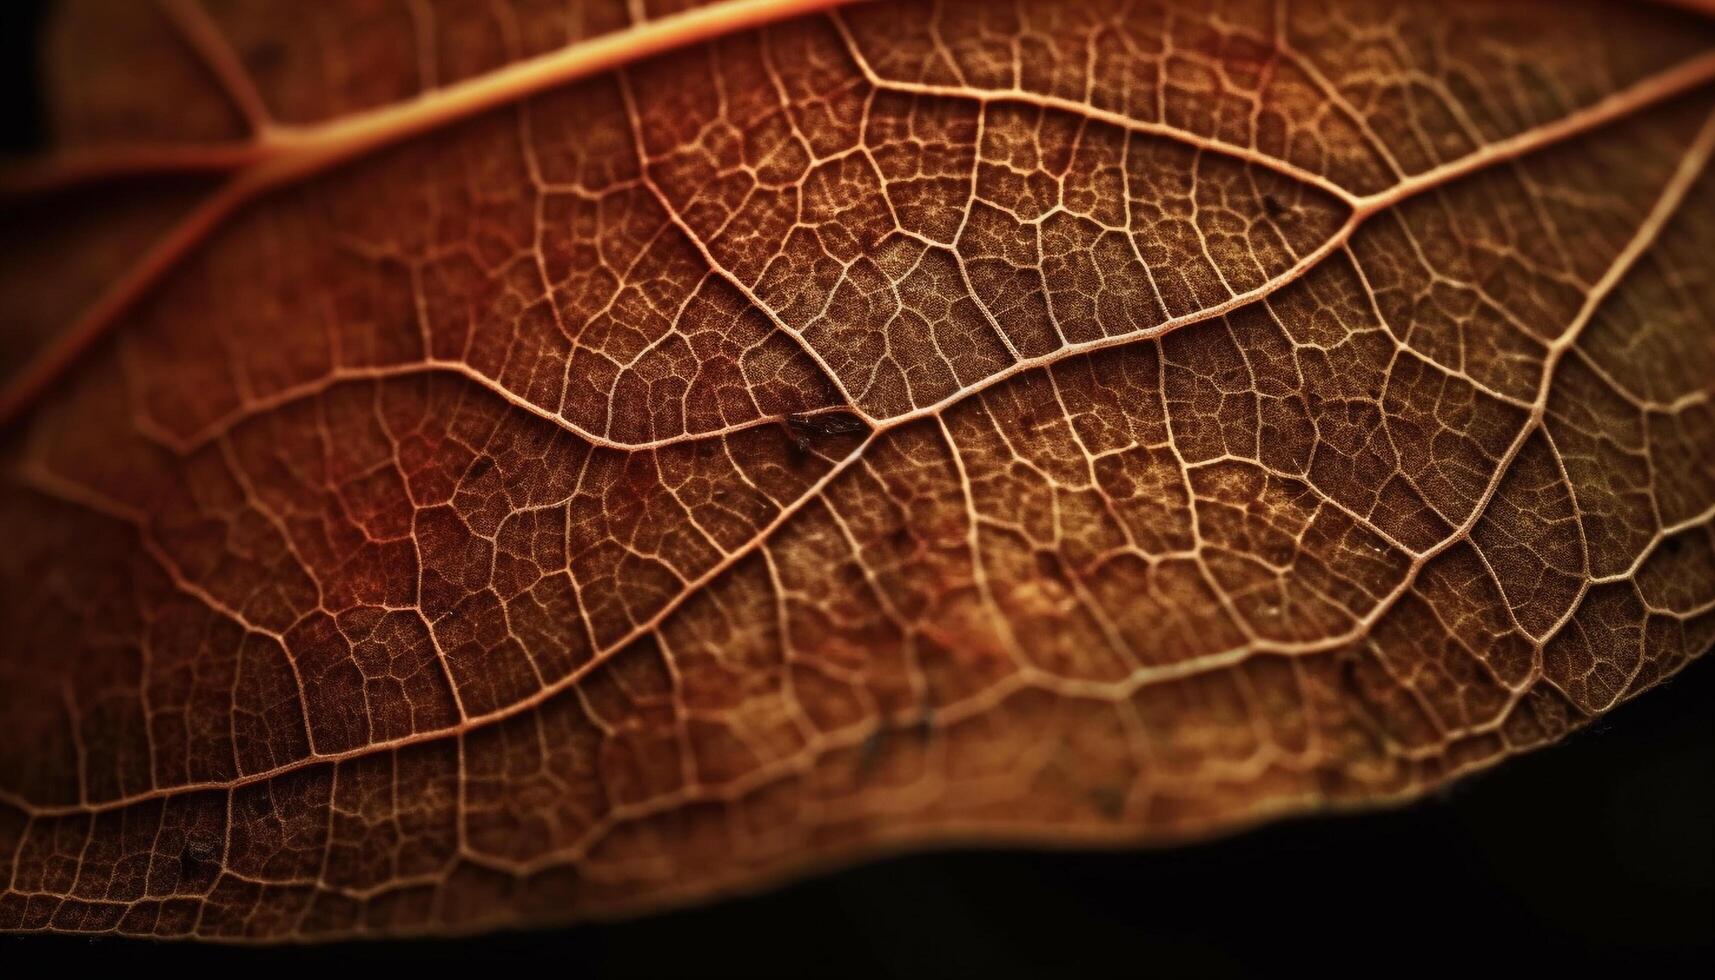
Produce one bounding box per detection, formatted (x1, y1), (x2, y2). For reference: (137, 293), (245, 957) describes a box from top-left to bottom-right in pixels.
(1, 0), (1713, 941)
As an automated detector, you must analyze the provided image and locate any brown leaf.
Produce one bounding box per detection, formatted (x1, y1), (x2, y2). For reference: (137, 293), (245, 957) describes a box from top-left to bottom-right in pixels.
(2, 0), (1713, 942)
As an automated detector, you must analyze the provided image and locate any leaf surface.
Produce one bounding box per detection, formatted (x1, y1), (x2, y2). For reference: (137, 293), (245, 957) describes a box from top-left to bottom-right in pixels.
(2, 0), (1714, 941)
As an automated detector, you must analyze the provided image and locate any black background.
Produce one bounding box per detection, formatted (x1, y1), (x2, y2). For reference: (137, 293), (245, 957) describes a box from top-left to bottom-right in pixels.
(2, 4), (1711, 974)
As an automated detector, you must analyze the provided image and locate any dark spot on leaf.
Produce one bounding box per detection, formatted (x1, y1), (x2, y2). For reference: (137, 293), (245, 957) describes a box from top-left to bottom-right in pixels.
(1090, 786), (1127, 820)
(785, 409), (869, 454)
(245, 39), (287, 72)
(183, 833), (220, 864)
(856, 724), (887, 781)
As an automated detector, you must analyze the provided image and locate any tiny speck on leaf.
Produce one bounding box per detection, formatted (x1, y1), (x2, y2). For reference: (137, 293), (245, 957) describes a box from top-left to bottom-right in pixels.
(785, 409), (869, 453)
